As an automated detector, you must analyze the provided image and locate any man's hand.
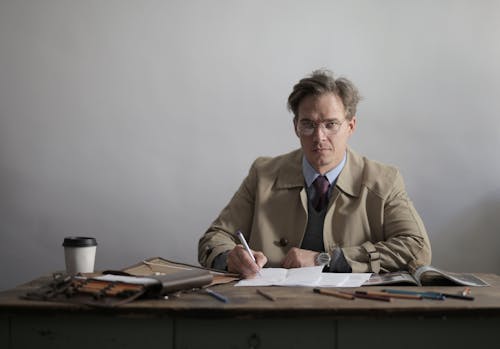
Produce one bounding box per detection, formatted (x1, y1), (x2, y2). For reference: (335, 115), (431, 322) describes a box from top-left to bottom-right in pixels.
(281, 247), (318, 269)
(227, 245), (267, 279)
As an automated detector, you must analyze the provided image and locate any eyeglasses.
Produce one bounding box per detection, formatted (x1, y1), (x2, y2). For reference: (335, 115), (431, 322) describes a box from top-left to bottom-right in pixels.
(296, 119), (346, 136)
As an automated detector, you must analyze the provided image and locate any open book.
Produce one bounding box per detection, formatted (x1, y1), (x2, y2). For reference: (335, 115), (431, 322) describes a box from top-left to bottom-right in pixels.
(363, 265), (489, 287)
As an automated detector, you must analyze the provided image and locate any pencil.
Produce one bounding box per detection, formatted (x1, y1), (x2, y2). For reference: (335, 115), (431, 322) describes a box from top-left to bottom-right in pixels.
(256, 289), (277, 301)
(205, 288), (229, 303)
(313, 288), (355, 300)
(345, 291), (391, 302)
(382, 289), (445, 300)
(440, 292), (475, 301)
(355, 290), (422, 300)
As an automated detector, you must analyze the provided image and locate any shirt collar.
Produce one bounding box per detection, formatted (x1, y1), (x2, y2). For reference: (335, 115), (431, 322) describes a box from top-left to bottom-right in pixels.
(302, 152), (347, 188)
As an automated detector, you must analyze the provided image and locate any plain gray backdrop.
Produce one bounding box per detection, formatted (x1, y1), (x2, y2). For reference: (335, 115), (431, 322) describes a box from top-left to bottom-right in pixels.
(1, 0), (499, 290)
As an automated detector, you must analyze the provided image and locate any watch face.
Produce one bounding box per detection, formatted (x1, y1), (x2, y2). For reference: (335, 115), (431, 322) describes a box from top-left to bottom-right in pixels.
(316, 252), (331, 266)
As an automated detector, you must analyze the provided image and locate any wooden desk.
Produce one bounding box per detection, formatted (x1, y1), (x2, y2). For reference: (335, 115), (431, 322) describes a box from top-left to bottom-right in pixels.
(1, 273), (500, 349)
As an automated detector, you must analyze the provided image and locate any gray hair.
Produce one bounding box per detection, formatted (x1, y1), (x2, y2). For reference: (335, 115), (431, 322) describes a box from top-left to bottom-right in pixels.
(287, 69), (361, 120)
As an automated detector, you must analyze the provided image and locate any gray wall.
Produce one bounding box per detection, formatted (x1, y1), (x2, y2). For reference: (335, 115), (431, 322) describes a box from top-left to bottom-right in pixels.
(1, 0), (499, 290)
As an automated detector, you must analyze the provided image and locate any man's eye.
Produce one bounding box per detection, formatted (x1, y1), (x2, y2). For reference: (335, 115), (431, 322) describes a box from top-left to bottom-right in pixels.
(301, 122), (314, 128)
(324, 122), (337, 129)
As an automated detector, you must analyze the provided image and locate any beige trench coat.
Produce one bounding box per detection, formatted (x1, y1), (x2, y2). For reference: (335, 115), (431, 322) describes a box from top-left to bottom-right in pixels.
(198, 148), (431, 273)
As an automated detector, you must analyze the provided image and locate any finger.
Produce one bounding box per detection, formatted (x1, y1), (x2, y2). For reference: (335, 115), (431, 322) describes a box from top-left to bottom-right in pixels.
(281, 254), (294, 269)
(239, 250), (267, 278)
(236, 245), (260, 267)
(281, 247), (299, 269)
(254, 252), (267, 269)
(239, 262), (261, 279)
(228, 246), (260, 276)
(238, 248), (265, 278)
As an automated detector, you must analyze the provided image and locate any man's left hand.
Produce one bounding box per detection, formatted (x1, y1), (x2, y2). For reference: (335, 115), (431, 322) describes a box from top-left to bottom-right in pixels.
(281, 247), (318, 268)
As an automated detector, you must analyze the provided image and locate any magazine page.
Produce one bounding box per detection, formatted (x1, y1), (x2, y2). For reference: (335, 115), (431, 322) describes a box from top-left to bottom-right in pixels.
(414, 265), (490, 287)
(362, 271), (418, 286)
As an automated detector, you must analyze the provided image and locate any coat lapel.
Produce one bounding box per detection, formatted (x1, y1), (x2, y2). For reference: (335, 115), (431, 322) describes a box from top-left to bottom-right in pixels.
(335, 148), (363, 198)
(275, 149), (305, 190)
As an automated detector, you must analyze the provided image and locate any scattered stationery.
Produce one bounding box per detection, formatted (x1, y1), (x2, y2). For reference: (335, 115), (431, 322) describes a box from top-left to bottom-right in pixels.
(23, 256), (481, 308)
(314, 289), (392, 302)
(313, 288), (475, 302)
(23, 268), (214, 308)
(383, 288), (475, 301)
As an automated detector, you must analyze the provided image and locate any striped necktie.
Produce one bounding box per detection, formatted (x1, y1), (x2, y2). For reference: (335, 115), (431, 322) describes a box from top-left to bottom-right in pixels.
(313, 175), (330, 211)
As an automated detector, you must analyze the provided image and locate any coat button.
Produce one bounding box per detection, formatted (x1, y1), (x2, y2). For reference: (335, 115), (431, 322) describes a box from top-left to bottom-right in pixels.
(279, 238), (289, 247)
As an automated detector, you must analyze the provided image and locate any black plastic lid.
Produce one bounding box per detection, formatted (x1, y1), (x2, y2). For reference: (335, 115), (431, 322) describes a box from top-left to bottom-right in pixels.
(62, 237), (97, 247)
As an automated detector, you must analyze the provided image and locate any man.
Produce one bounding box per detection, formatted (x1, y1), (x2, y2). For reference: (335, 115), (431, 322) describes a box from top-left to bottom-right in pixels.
(198, 69), (431, 278)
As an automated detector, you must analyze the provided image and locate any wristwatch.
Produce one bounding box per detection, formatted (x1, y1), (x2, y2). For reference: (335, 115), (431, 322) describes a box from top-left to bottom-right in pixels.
(315, 252), (331, 267)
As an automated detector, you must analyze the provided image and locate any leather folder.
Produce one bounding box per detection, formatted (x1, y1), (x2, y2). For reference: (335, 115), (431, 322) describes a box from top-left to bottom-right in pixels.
(146, 269), (214, 296)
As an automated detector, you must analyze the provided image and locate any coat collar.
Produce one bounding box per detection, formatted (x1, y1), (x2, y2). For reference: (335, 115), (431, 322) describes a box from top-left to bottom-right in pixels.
(275, 149), (305, 189)
(336, 148), (363, 198)
(275, 148), (363, 197)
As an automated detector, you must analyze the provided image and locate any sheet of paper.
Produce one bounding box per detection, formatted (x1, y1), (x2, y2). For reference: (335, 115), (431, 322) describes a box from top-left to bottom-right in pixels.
(235, 266), (372, 287)
(277, 266), (324, 286)
(90, 274), (159, 286)
(235, 266), (323, 287)
(315, 273), (349, 287)
(319, 273), (372, 287)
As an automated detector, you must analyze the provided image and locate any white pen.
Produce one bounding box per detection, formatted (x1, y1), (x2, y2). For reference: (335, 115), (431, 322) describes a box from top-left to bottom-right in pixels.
(236, 230), (262, 276)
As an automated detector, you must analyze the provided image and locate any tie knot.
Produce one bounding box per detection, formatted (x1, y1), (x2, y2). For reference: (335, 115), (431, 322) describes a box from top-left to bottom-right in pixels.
(314, 175), (330, 195)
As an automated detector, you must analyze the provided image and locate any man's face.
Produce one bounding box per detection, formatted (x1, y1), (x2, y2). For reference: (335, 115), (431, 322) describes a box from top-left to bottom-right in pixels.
(294, 93), (356, 174)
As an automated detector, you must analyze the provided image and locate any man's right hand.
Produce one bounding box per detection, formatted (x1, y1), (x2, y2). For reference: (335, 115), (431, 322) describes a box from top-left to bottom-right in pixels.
(227, 245), (267, 279)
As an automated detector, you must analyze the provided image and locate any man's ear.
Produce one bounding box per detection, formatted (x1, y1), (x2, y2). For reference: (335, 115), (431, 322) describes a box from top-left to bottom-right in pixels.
(293, 118), (300, 137)
(347, 116), (357, 134)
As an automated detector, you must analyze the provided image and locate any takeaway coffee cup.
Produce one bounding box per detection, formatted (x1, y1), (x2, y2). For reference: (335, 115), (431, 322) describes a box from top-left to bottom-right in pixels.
(62, 237), (97, 274)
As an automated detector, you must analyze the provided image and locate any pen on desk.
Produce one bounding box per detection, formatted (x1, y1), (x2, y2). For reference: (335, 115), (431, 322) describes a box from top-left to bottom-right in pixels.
(205, 288), (229, 303)
(236, 230), (262, 276)
(382, 289), (445, 300)
(346, 291), (391, 302)
(439, 292), (475, 301)
(355, 290), (422, 300)
(313, 288), (355, 300)
(257, 289), (277, 301)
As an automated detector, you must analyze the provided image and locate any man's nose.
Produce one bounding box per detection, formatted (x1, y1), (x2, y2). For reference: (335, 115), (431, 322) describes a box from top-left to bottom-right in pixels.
(312, 124), (327, 140)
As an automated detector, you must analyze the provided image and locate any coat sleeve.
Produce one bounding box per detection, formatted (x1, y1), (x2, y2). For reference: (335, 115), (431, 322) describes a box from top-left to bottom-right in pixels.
(341, 171), (432, 273)
(198, 160), (259, 268)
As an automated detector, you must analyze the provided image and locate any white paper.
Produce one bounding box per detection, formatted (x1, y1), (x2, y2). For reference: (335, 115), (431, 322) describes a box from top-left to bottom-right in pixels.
(314, 273), (350, 287)
(90, 274), (160, 286)
(235, 266), (322, 286)
(323, 273), (372, 287)
(235, 266), (372, 287)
